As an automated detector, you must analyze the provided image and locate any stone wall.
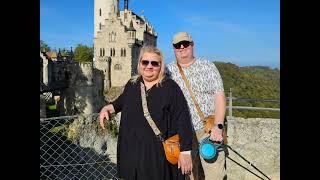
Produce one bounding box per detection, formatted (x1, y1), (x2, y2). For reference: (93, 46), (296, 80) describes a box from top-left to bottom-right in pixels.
(104, 115), (280, 179)
(59, 115), (279, 179)
(226, 117), (280, 180)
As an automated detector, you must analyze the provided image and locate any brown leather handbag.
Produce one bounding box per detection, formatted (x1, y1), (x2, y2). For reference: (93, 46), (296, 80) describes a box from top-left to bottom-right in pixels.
(203, 115), (215, 134)
(162, 134), (180, 164)
(140, 82), (180, 165)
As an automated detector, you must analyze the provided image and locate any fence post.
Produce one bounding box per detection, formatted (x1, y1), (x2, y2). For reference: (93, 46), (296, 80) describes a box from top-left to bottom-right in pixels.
(229, 88), (232, 117)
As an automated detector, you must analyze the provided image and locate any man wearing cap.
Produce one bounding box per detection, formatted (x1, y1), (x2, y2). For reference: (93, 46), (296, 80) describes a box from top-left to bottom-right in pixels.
(166, 32), (227, 180)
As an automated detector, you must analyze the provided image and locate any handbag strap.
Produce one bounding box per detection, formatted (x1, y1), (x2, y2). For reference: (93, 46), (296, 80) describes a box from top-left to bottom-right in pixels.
(176, 61), (206, 121)
(140, 82), (165, 142)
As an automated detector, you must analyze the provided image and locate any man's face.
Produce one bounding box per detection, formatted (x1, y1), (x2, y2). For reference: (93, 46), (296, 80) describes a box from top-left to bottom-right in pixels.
(173, 41), (194, 62)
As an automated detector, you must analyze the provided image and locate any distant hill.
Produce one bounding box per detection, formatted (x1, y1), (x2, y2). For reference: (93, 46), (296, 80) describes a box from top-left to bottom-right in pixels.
(104, 61), (280, 118)
(214, 61), (280, 118)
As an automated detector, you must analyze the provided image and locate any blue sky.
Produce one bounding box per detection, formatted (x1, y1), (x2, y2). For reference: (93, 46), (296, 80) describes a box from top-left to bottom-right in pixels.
(40, 0), (280, 68)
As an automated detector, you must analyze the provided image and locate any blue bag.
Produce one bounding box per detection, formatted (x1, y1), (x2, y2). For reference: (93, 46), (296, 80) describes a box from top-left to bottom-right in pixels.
(199, 136), (223, 162)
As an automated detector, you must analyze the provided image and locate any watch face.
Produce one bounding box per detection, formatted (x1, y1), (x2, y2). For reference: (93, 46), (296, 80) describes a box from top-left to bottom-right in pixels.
(217, 124), (223, 129)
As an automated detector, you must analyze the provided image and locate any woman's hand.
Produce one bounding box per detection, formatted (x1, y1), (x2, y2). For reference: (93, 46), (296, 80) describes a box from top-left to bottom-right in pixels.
(99, 104), (115, 129)
(178, 153), (192, 175)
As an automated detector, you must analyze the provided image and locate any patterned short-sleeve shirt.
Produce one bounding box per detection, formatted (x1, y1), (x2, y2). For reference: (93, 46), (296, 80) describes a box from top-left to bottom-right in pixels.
(166, 58), (224, 130)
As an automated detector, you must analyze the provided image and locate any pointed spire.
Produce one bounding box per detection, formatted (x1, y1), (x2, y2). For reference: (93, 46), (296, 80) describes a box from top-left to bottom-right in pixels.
(128, 20), (136, 31)
(124, 0), (129, 10)
(70, 47), (74, 59)
(57, 48), (62, 60)
(130, 20), (133, 28)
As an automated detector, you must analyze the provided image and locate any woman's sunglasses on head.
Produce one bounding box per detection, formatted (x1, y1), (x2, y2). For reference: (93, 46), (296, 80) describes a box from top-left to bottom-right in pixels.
(173, 41), (192, 49)
(140, 60), (161, 67)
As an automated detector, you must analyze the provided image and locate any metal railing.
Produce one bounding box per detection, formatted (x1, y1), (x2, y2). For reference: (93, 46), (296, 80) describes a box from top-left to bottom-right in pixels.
(226, 88), (280, 117)
(40, 113), (278, 180)
(40, 113), (119, 180)
(40, 90), (280, 179)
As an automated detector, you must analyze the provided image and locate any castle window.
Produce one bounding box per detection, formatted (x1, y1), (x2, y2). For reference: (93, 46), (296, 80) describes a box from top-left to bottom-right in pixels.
(110, 48), (112, 56)
(110, 32), (116, 42)
(129, 31), (135, 38)
(57, 71), (62, 81)
(121, 48), (123, 57)
(140, 20), (145, 27)
(100, 48), (102, 57)
(124, 48), (126, 57)
(114, 64), (122, 70)
(99, 23), (101, 30)
(65, 71), (70, 80)
(113, 48), (115, 57)
(99, 9), (101, 16)
(103, 48), (105, 56)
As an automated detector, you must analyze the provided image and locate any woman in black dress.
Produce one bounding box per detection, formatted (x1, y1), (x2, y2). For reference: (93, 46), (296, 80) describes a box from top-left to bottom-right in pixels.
(99, 45), (193, 180)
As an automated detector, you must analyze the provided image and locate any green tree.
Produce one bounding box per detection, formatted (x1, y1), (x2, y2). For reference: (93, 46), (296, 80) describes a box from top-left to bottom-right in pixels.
(214, 61), (280, 118)
(74, 44), (93, 62)
(40, 40), (51, 52)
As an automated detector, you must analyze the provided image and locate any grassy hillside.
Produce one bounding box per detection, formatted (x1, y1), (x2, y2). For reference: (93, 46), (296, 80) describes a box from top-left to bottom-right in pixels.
(214, 62), (280, 118)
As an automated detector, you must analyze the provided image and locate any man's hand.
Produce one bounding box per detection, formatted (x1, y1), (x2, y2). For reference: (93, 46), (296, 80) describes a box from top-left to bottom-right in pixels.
(210, 126), (223, 142)
(178, 153), (192, 175)
(99, 104), (115, 129)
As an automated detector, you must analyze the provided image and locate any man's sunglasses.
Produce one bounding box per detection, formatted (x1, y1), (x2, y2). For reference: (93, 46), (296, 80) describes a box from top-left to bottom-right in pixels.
(140, 60), (161, 67)
(173, 41), (192, 49)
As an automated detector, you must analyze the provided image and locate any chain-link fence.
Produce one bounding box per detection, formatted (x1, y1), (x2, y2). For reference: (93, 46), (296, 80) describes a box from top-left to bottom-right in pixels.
(40, 114), (119, 180)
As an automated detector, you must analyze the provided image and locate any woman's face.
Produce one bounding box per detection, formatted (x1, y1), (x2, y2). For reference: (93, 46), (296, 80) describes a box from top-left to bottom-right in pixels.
(139, 52), (162, 82)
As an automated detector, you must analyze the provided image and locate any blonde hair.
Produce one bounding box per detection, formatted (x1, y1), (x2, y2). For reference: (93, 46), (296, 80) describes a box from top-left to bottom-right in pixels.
(130, 45), (166, 86)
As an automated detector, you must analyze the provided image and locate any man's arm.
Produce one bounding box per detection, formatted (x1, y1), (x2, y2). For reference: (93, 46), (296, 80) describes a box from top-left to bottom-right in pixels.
(210, 91), (226, 141)
(214, 91), (226, 125)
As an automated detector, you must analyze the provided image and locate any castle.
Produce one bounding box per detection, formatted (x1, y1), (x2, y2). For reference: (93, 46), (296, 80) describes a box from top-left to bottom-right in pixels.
(40, 0), (157, 117)
(40, 50), (105, 117)
(93, 0), (157, 89)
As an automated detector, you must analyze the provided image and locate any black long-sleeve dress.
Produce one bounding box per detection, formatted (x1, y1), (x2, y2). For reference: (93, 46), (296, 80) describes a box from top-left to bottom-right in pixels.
(111, 77), (194, 180)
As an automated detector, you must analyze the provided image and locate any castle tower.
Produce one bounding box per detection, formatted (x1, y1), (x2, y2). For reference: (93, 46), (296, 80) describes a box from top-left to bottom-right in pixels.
(127, 20), (136, 46)
(94, 0), (157, 89)
(94, 0), (119, 38)
(124, 0), (128, 10)
(74, 62), (95, 115)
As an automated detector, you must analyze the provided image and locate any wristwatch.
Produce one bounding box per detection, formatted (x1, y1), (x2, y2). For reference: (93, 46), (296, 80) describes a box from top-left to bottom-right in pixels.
(214, 123), (224, 130)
